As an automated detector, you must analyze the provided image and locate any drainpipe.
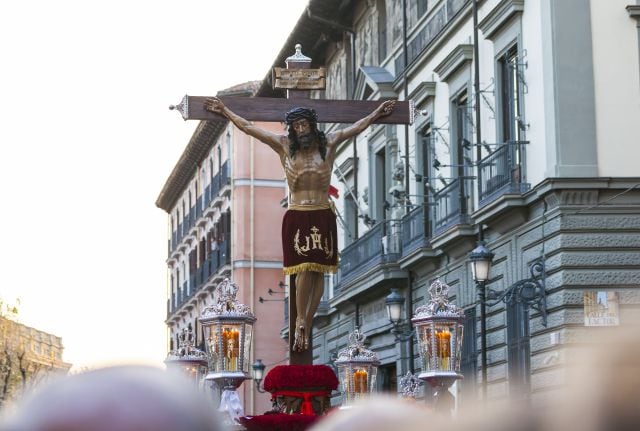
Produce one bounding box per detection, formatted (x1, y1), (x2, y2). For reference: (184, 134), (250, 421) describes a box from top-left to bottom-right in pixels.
(473, 0), (483, 208)
(472, 1), (487, 398)
(402, 0), (410, 205)
(250, 136), (256, 412)
(407, 272), (415, 374)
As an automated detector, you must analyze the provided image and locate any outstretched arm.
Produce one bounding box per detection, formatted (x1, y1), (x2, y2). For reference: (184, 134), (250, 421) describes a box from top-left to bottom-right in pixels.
(327, 100), (396, 147)
(204, 97), (287, 156)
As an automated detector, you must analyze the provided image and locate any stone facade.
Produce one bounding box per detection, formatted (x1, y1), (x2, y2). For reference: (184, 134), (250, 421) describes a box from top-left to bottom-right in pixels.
(255, 0), (640, 406)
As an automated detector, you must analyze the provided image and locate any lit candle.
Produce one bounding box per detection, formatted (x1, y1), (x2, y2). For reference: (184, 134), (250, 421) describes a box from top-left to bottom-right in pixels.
(352, 369), (368, 394)
(436, 330), (451, 369)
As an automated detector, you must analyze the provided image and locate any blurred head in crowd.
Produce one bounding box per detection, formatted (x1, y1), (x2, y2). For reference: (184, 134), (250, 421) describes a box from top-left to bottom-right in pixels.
(0, 365), (221, 431)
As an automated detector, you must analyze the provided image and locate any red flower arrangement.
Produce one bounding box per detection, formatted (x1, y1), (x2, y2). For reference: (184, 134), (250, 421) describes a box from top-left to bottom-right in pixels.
(238, 413), (320, 431)
(263, 365), (338, 391)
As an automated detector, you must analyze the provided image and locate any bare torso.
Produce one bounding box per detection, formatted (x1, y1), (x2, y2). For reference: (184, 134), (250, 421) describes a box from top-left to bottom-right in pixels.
(282, 142), (335, 206)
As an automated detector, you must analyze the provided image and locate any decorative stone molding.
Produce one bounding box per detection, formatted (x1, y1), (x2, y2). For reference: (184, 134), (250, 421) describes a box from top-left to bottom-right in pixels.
(408, 81), (437, 106)
(334, 157), (357, 179)
(433, 44), (474, 82)
(627, 5), (640, 26)
(479, 0), (525, 40)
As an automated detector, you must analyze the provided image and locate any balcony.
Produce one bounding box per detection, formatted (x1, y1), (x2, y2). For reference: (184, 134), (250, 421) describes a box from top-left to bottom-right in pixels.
(478, 141), (530, 206)
(432, 178), (471, 234)
(333, 220), (404, 293)
(400, 204), (431, 257)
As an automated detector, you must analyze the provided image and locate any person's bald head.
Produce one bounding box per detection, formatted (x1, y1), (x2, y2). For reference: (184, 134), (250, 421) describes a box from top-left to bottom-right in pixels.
(1, 365), (222, 431)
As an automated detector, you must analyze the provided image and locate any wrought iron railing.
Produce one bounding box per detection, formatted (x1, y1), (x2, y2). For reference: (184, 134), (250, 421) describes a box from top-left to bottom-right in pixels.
(334, 220), (402, 290)
(204, 184), (211, 207)
(395, 0), (470, 73)
(432, 178), (470, 232)
(401, 204), (431, 256)
(478, 141), (530, 204)
(220, 159), (230, 187)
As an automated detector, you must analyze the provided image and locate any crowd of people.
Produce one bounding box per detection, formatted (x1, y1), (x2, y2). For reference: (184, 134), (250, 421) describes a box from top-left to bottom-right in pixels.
(2, 317), (638, 431)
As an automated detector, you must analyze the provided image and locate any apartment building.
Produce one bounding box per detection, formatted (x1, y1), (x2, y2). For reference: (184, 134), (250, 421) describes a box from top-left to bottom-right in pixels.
(156, 82), (288, 415)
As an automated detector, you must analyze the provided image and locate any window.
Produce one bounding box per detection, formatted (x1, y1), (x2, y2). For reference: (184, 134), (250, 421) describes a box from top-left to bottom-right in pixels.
(377, 363), (397, 393)
(377, 0), (387, 61)
(460, 307), (477, 385)
(372, 147), (388, 224)
(344, 193), (357, 246)
(506, 299), (530, 400)
(421, 122), (434, 203)
(499, 45), (523, 143)
(453, 91), (472, 198)
(417, 0), (428, 17)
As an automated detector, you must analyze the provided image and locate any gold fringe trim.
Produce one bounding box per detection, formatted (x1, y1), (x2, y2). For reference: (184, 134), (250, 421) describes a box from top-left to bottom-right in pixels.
(288, 203), (332, 211)
(283, 263), (338, 275)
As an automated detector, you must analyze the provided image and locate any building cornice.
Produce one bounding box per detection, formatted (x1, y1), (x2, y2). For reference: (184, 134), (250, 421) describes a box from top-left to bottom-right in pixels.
(628, 5), (640, 26)
(479, 0), (525, 40)
(433, 44), (474, 82)
(155, 120), (228, 212)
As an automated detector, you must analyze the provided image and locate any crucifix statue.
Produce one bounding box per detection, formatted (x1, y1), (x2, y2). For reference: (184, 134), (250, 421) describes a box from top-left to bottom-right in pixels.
(171, 44), (413, 365)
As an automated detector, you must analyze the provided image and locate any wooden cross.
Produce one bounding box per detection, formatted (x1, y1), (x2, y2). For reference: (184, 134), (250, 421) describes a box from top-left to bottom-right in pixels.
(171, 44), (414, 366)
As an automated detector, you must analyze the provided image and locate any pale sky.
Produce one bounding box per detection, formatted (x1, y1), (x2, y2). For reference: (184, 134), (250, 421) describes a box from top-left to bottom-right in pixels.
(0, 0), (308, 370)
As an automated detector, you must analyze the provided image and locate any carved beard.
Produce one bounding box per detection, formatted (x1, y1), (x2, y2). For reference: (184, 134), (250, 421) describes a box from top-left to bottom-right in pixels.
(297, 131), (316, 150)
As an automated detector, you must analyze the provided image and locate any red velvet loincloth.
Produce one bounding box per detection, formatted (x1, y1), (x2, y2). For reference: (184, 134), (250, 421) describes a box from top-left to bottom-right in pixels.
(282, 207), (338, 275)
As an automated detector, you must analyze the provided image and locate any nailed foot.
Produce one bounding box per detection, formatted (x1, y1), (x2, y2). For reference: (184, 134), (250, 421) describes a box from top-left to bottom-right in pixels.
(293, 317), (309, 352)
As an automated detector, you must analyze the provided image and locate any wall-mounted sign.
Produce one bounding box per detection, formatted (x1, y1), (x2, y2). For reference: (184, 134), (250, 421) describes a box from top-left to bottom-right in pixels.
(584, 291), (620, 326)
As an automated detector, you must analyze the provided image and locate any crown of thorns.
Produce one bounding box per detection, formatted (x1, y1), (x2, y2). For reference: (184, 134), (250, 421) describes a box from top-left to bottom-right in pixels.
(285, 107), (318, 125)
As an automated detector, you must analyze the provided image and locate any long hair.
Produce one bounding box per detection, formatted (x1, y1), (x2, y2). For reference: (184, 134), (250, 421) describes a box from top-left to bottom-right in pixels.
(285, 107), (328, 160)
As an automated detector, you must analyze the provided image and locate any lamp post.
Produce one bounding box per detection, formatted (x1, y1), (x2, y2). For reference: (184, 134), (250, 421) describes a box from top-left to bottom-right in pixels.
(468, 242), (494, 396)
(469, 242), (547, 399)
(411, 279), (465, 413)
(200, 278), (256, 423)
(251, 359), (267, 393)
(385, 289), (414, 342)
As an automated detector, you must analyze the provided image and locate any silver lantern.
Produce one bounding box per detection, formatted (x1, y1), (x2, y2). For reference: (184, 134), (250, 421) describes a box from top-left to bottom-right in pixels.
(200, 278), (256, 423)
(412, 279), (465, 401)
(335, 329), (380, 407)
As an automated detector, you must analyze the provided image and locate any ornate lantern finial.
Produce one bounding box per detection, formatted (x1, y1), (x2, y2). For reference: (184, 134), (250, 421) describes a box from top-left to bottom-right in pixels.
(286, 43), (311, 64)
(165, 326), (208, 385)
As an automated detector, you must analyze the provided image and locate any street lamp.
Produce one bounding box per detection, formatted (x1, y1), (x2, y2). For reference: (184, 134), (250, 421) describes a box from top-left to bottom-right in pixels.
(468, 242), (548, 397)
(469, 242), (494, 283)
(385, 289), (414, 342)
(468, 241), (494, 395)
(251, 359), (267, 393)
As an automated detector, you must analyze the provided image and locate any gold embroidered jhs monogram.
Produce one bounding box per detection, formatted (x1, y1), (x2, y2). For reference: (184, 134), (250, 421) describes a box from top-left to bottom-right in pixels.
(293, 226), (334, 259)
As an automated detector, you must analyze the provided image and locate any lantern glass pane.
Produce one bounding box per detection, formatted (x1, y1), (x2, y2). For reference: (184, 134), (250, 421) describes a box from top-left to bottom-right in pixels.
(416, 323), (434, 372)
(387, 302), (402, 323)
(241, 323), (253, 373)
(453, 322), (464, 372)
(472, 260), (490, 283)
(434, 323), (455, 372)
(339, 363), (377, 405)
(204, 325), (221, 372)
(221, 324), (242, 372)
